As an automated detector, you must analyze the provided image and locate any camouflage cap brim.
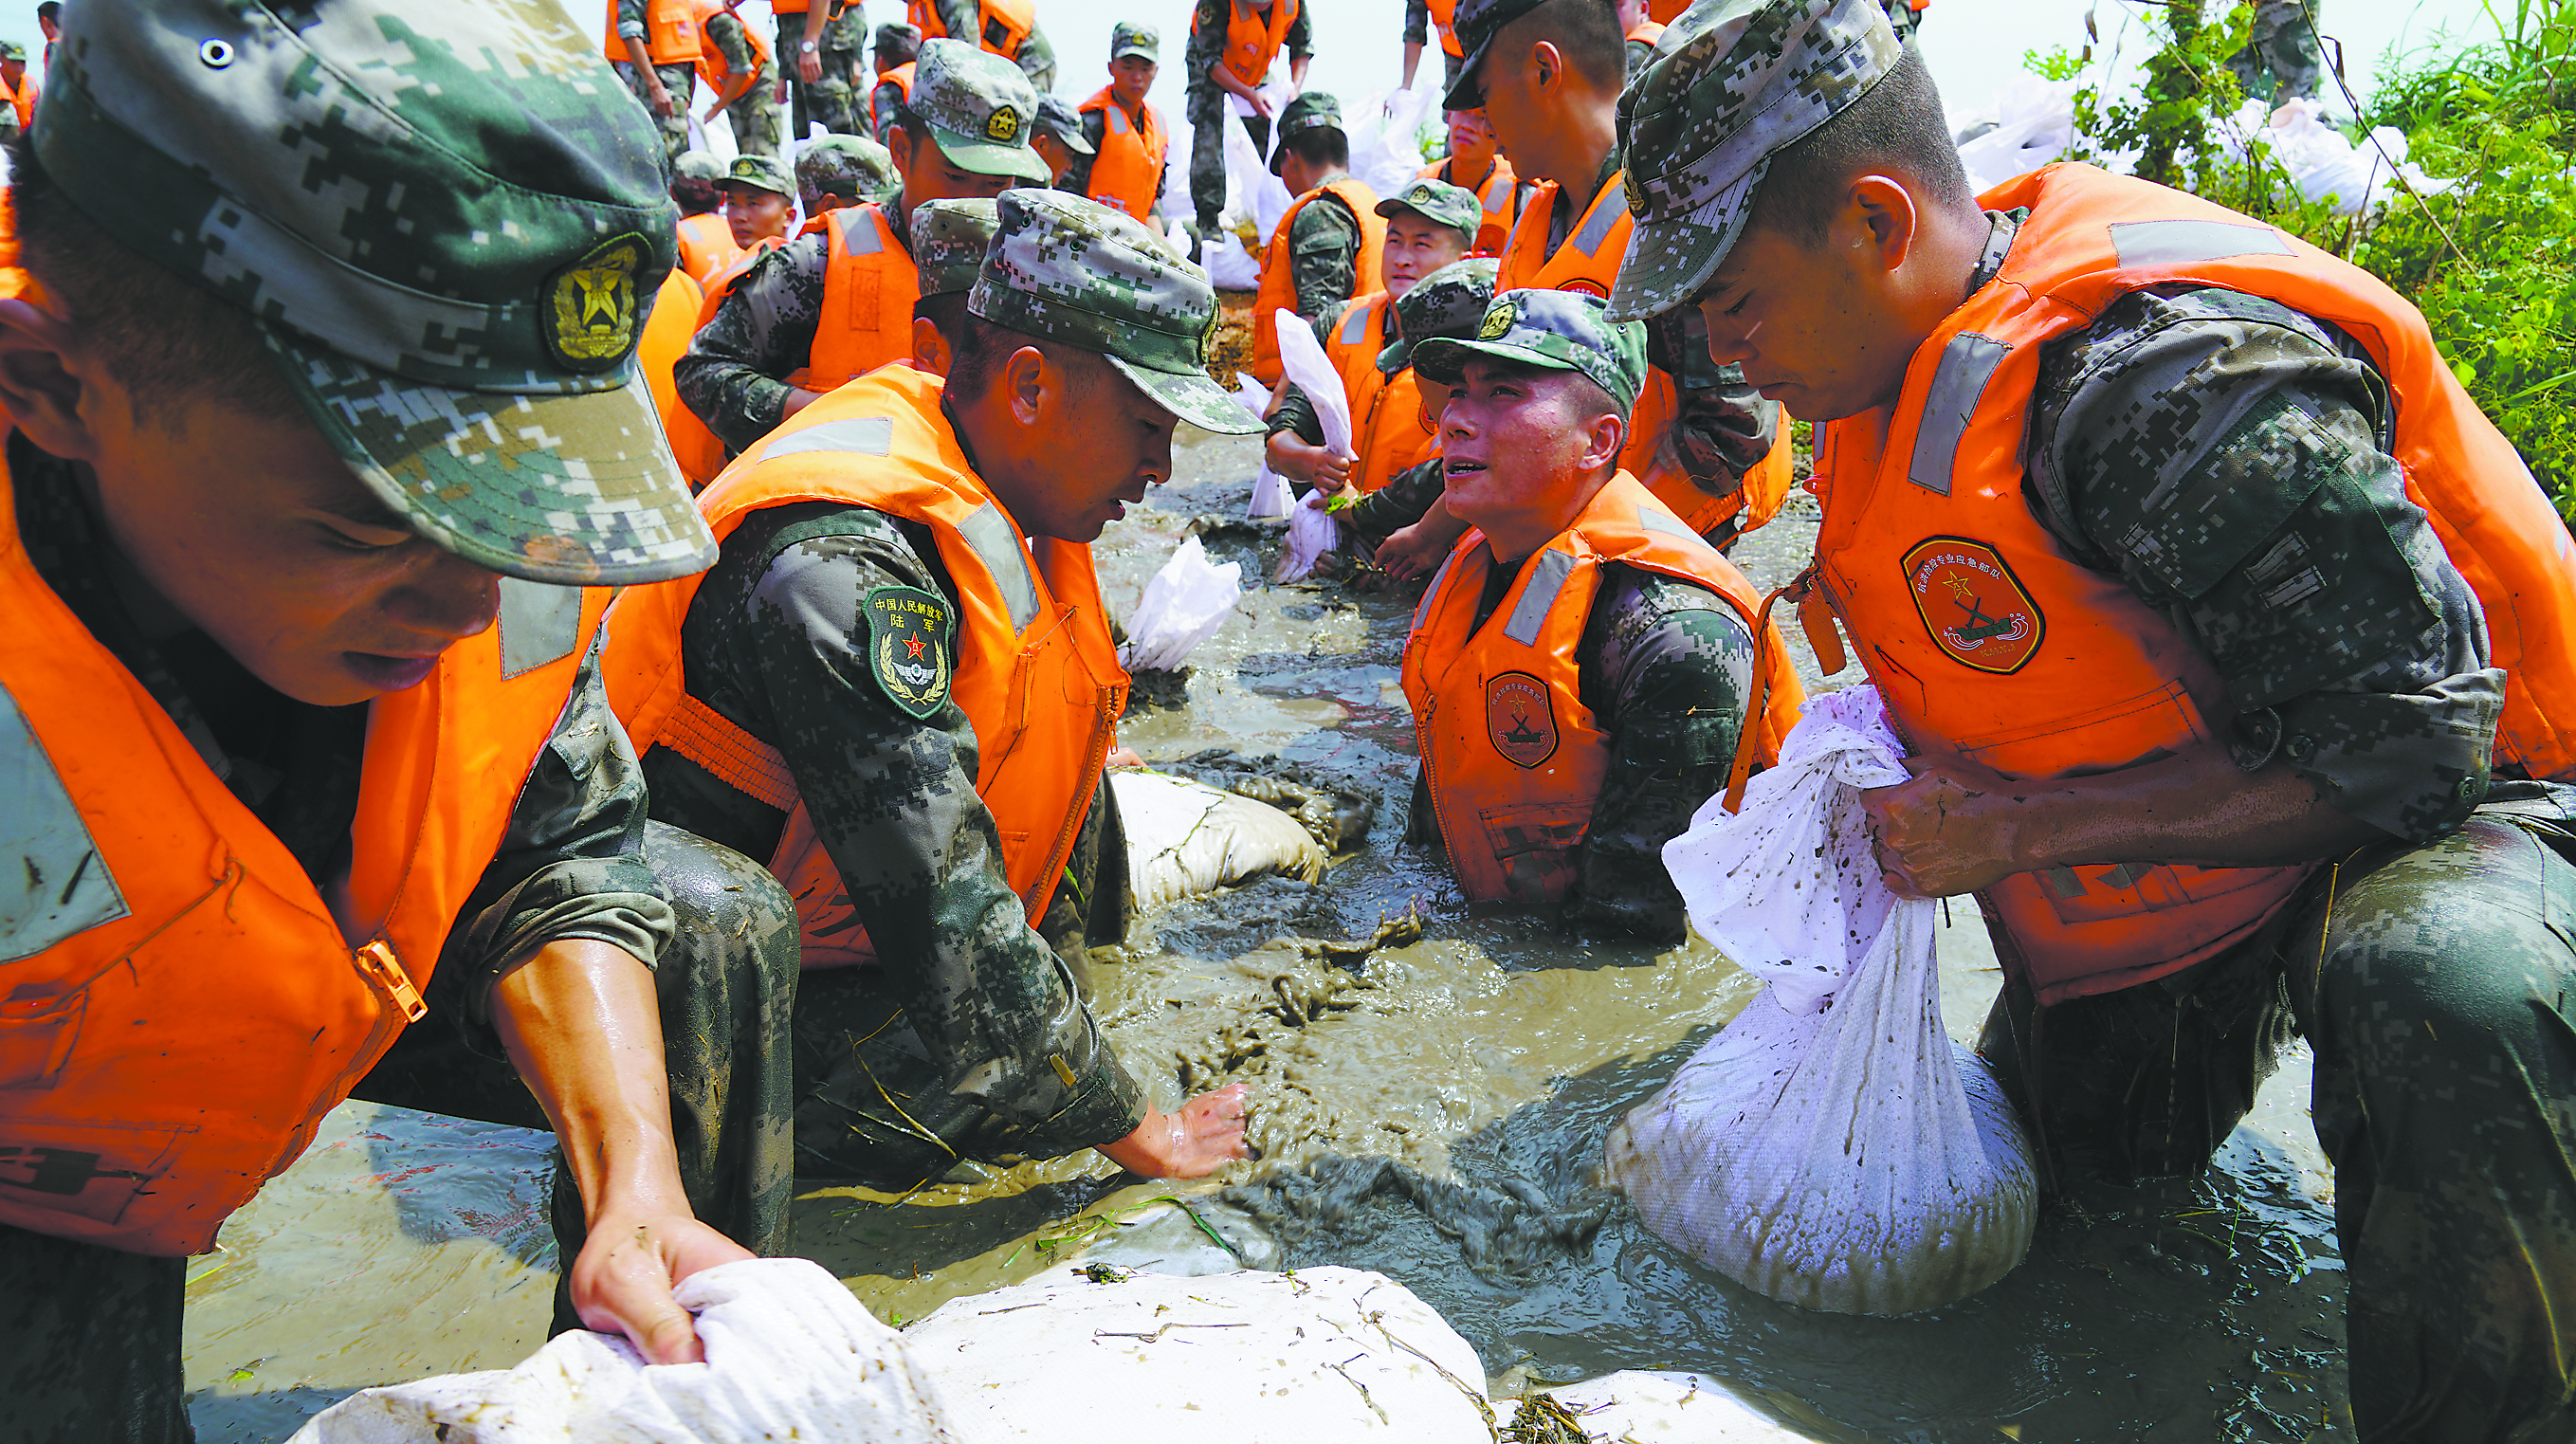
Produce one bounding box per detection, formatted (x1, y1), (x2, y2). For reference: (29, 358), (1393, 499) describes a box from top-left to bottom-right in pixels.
(927, 121), (1053, 181)
(1440, 35), (1497, 111)
(270, 331), (715, 586)
(1604, 155), (1767, 322)
(1106, 353), (1266, 436)
(1110, 40), (1158, 60)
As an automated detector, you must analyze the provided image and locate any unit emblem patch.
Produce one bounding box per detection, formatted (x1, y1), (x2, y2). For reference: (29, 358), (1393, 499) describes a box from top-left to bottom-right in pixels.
(984, 105), (1020, 142)
(542, 233), (648, 371)
(1900, 536), (2044, 674)
(1486, 671), (1558, 769)
(865, 586), (954, 719)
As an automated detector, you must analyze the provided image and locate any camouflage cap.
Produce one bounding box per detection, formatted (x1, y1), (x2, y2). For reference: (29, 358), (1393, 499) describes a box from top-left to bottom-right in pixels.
(1441, 0), (1550, 111)
(675, 150), (729, 185)
(797, 133), (898, 200)
(1109, 21), (1160, 61)
(1267, 90), (1343, 175)
(910, 38), (1050, 183)
(1035, 95), (1095, 155)
(1606, 0), (1902, 322)
(874, 21), (922, 53)
(968, 190), (1264, 437)
(1411, 288), (1649, 415)
(1379, 256), (1499, 377)
(36, 0), (713, 586)
(724, 152), (795, 197)
(0, 40), (27, 63)
(1374, 177), (1481, 245)
(910, 197), (1001, 298)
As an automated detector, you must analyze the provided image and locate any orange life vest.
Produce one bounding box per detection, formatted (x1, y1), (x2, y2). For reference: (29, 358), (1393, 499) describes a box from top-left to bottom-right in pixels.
(693, 231), (784, 333)
(1646, 0), (1687, 19)
(1427, 0), (1461, 57)
(0, 448), (609, 1254)
(1251, 176), (1387, 386)
(1197, 0), (1302, 90)
(640, 267), (728, 489)
(605, 0), (703, 64)
(1417, 154), (1523, 257)
(692, 0), (771, 94)
(602, 366), (1127, 969)
(797, 202), (920, 394)
(1626, 19), (1665, 46)
(1322, 293), (1437, 495)
(2, 71), (37, 133)
(676, 210), (741, 285)
(870, 62), (917, 138)
(1501, 169), (1795, 543)
(1402, 471), (1803, 904)
(1078, 87), (1169, 221)
(1809, 162), (2576, 1007)
(909, 0), (1035, 60)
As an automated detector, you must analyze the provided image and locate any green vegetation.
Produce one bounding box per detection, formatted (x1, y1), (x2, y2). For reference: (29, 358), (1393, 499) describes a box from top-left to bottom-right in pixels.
(2032, 1), (2576, 521)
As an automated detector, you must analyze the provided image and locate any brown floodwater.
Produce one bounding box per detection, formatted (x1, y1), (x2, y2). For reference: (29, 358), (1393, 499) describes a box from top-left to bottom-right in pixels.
(180, 429), (2351, 1442)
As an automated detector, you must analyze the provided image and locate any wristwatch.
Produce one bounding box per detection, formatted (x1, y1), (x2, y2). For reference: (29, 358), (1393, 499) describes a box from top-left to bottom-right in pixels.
(799, 39), (818, 53)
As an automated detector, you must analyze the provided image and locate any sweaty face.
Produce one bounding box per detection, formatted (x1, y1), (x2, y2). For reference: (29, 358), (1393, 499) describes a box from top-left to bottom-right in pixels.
(1008, 351), (1177, 541)
(1695, 217), (1906, 423)
(898, 130), (1018, 208)
(84, 393), (503, 707)
(723, 184), (793, 247)
(1437, 358), (1614, 537)
(1381, 212), (1471, 299)
(1109, 56), (1156, 108)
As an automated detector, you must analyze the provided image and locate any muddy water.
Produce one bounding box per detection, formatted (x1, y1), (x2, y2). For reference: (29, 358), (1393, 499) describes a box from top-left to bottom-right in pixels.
(181, 430), (2350, 1442)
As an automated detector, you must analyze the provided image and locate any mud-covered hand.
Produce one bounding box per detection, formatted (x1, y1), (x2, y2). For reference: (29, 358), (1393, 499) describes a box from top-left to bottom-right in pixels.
(1858, 756), (2028, 900)
(571, 1205), (752, 1364)
(1376, 500), (1470, 583)
(1098, 1082), (1251, 1178)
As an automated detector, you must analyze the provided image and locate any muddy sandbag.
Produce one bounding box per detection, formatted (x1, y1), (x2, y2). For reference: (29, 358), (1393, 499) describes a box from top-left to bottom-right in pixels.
(1606, 686), (2037, 1316)
(287, 1258), (953, 1444)
(907, 1264), (1494, 1442)
(1114, 770), (1327, 910)
(1522, 1371), (1817, 1441)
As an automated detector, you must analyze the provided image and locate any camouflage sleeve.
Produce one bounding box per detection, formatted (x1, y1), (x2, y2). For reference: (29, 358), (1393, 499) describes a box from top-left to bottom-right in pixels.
(2029, 284), (2504, 842)
(870, 78), (906, 143)
(1288, 195), (1362, 320)
(616, 0), (648, 42)
(1347, 456), (1447, 549)
(707, 11), (754, 75)
(1014, 24), (1055, 89)
(1268, 382), (1325, 445)
(1648, 308), (1780, 490)
(1403, 0), (1430, 46)
(1065, 109), (1106, 195)
(1287, 3), (1313, 57)
(1563, 568), (1755, 941)
(930, 0), (977, 40)
(1184, 0), (1231, 89)
(675, 233), (831, 454)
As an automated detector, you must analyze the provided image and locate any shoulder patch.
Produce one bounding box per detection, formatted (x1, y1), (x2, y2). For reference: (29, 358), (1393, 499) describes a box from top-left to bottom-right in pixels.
(1901, 537), (2045, 674)
(864, 585), (955, 720)
(1486, 671), (1559, 769)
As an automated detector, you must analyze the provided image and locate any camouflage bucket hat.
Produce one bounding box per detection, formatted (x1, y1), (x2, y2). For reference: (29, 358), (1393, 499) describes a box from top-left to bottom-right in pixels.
(1606, 0), (1901, 322)
(911, 38), (1050, 183)
(1411, 288), (1649, 415)
(797, 133), (897, 200)
(969, 190), (1264, 437)
(1375, 178), (1481, 246)
(1036, 95), (1095, 155)
(910, 197), (1000, 299)
(725, 152), (795, 197)
(1109, 21), (1159, 62)
(37, 0), (713, 586)
(1441, 0), (1549, 111)
(1379, 256), (1499, 376)
(1268, 90), (1343, 175)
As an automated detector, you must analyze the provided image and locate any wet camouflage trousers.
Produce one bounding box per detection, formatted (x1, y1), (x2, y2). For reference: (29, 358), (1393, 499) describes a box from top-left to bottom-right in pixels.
(2231, 0), (2328, 103)
(616, 60), (697, 164)
(1979, 784), (2576, 1442)
(1186, 87), (1270, 231)
(717, 64), (784, 159)
(0, 823), (799, 1444)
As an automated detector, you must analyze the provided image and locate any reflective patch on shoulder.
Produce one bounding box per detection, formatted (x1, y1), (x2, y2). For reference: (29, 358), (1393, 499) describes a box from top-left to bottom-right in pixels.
(956, 503), (1040, 632)
(2108, 219), (2293, 267)
(840, 211), (886, 257)
(1503, 549), (1577, 647)
(763, 416), (896, 460)
(1635, 503), (1713, 557)
(1572, 188), (1629, 257)
(1339, 302), (1373, 346)
(1908, 333), (2010, 497)
(498, 577), (583, 679)
(1412, 552), (1460, 635)
(0, 685), (128, 963)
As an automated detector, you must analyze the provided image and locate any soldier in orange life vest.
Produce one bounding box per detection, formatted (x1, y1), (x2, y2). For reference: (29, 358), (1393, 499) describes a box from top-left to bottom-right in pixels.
(680, 40), (1048, 457)
(1400, 0), (1465, 91)
(1399, 289), (1801, 938)
(0, 41), (38, 139)
(1416, 107), (1530, 257)
(1446, 0), (1792, 554)
(694, 0), (781, 158)
(1068, 22), (1172, 224)
(1184, 0), (1313, 237)
(1249, 91), (1386, 387)
(0, 3), (801, 1434)
(1614, 3), (2576, 1435)
(719, 152), (795, 250)
(605, 191), (1262, 1189)
(909, 0), (1056, 93)
(611, 0), (703, 162)
(1613, 0), (1662, 77)
(868, 22), (922, 149)
(672, 151), (743, 283)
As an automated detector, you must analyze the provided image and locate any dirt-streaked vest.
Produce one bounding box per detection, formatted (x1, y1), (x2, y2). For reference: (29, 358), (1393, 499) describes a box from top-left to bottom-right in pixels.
(1078, 88), (1169, 221)
(1417, 154), (1523, 257)
(1811, 161), (2576, 1007)
(1251, 177), (1387, 386)
(1402, 471), (1804, 904)
(1322, 293), (1436, 494)
(602, 366), (1127, 968)
(909, 0), (1035, 60)
(605, 0), (702, 64)
(0, 450), (606, 1254)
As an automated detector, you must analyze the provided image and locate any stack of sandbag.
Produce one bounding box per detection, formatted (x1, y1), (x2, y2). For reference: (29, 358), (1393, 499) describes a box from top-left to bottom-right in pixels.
(1606, 686), (2037, 1316)
(1113, 769), (1327, 910)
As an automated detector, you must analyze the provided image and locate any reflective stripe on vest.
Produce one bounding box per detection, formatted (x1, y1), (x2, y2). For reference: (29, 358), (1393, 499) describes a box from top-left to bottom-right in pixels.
(1398, 471), (1803, 904)
(1250, 177), (1388, 385)
(1419, 155), (1522, 258)
(601, 365), (1127, 970)
(0, 443), (602, 1254)
(1814, 161), (2576, 1005)
(795, 203), (919, 394)
(1079, 88), (1169, 221)
(605, 0), (703, 64)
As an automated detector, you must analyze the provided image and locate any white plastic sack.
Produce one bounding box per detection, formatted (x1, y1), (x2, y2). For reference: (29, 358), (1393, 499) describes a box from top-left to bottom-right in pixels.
(1248, 464), (1295, 519)
(1607, 686), (2037, 1316)
(1115, 770), (1326, 909)
(1344, 84), (1436, 199)
(1200, 228), (1261, 290)
(1221, 111), (1294, 247)
(1272, 308), (1353, 455)
(1120, 536), (1241, 672)
(2221, 97), (2457, 216)
(1953, 76), (2078, 194)
(1530, 1371), (1818, 1441)
(287, 1258), (954, 1444)
(908, 1265), (1493, 1442)
(1277, 491), (1341, 582)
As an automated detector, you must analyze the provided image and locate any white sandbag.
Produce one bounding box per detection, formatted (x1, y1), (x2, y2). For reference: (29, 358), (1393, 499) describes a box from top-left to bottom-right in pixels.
(1232, 374), (1270, 420)
(1277, 488), (1340, 581)
(1248, 463), (1295, 519)
(1953, 75), (2078, 194)
(1221, 110), (1294, 247)
(1120, 536), (1241, 672)
(907, 1265), (1493, 1443)
(288, 1258), (955, 1444)
(2222, 97), (2457, 215)
(1609, 686), (2037, 1316)
(1527, 1371), (1818, 1441)
(1115, 770), (1327, 910)
(1200, 227), (1261, 290)
(1344, 85), (1435, 199)
(1272, 308), (1354, 455)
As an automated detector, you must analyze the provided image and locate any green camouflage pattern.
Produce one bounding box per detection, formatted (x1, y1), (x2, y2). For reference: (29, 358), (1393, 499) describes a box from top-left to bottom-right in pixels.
(1268, 89), (1343, 174)
(2229, 0), (2327, 103)
(909, 196), (1001, 298)
(1439, 0), (1549, 110)
(1412, 287), (1651, 415)
(1284, 190), (1368, 318)
(1181, 0), (1314, 225)
(621, 58), (697, 161)
(0, 40), (27, 63)
(40, 0), (713, 587)
(793, 4), (871, 138)
(1374, 177), (1482, 246)
(678, 218), (850, 450)
(909, 38), (1050, 182)
(875, 21), (923, 56)
(1036, 94), (1095, 155)
(969, 190), (1263, 435)
(703, 8), (781, 159)
(1605, 0), (1902, 323)
(672, 149), (726, 214)
(919, 0), (1056, 91)
(725, 152), (795, 196)
(1379, 254), (1500, 375)
(1111, 21), (1160, 61)
(677, 149), (730, 184)
(796, 133), (898, 201)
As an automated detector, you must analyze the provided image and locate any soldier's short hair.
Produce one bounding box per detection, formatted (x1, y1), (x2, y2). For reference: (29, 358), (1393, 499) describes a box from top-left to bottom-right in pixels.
(1747, 46), (1971, 245)
(1497, 0), (1625, 95)
(944, 314), (1107, 408)
(1279, 125), (1348, 171)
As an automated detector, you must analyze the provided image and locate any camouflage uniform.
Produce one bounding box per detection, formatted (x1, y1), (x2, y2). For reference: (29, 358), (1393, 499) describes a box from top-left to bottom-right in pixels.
(2230, 0), (2328, 104)
(1184, 0), (1314, 229)
(782, 2), (871, 138)
(1880, 0), (1924, 44)
(919, 0), (1057, 92)
(1610, 4), (2576, 1435)
(644, 192), (1263, 1184)
(703, 7), (782, 158)
(615, 0), (697, 161)
(1400, 0), (1467, 90)
(2, 4), (797, 1435)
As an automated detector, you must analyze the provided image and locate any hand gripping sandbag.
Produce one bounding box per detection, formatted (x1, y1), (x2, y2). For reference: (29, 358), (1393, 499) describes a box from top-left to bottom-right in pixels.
(1606, 686), (2037, 1316)
(1269, 310), (1349, 580)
